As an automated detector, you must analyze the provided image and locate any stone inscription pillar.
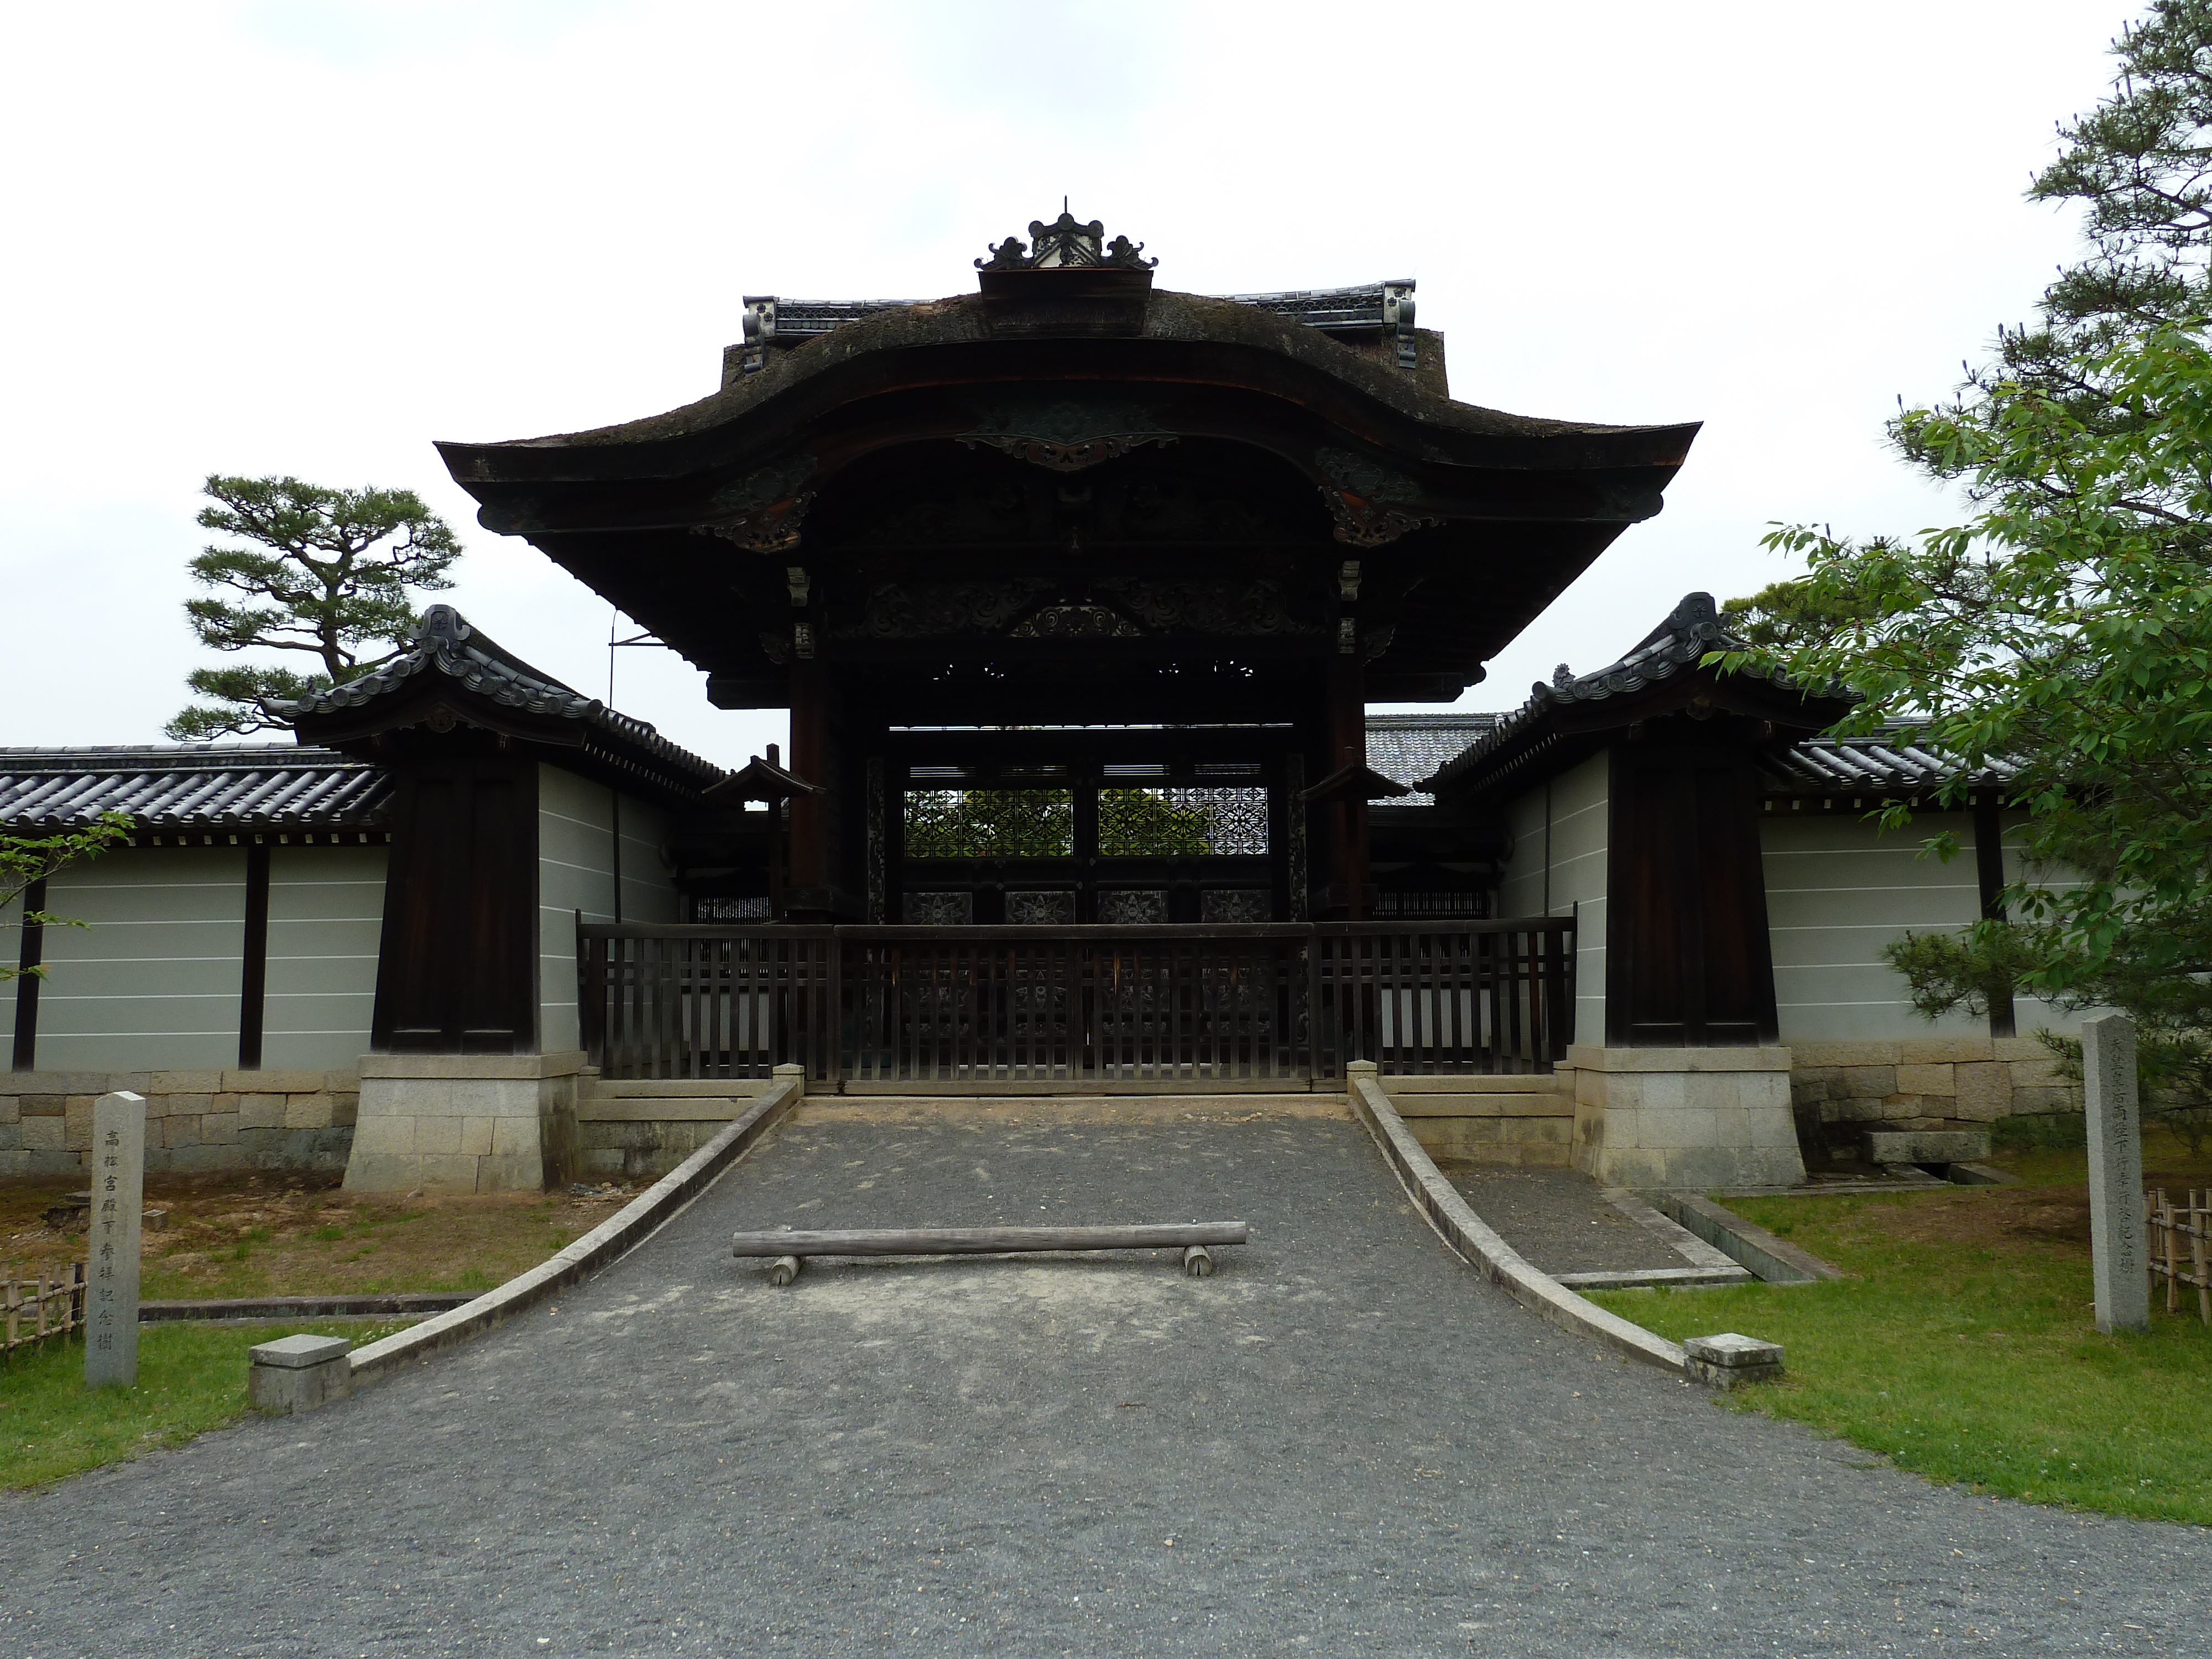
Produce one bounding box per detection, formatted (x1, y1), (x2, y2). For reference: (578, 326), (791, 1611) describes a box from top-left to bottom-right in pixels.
(85, 1090), (146, 1387)
(2083, 1014), (2149, 1335)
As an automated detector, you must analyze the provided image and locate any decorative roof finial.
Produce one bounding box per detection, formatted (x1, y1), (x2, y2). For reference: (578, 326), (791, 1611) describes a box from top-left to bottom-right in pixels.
(975, 208), (1157, 272)
(416, 604), (472, 651)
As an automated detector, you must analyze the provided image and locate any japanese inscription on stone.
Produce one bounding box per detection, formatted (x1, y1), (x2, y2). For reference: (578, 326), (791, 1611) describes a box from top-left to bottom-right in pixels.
(85, 1091), (146, 1387)
(2082, 1015), (2150, 1335)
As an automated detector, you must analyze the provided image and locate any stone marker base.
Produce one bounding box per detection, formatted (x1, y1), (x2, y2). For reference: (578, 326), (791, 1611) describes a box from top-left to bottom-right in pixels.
(1684, 1332), (1785, 1390)
(248, 1334), (352, 1415)
(1563, 1046), (1806, 1190)
(343, 1052), (583, 1194)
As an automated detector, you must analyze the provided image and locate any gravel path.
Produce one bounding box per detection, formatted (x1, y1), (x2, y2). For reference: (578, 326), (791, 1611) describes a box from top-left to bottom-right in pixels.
(3, 1104), (2208, 1658)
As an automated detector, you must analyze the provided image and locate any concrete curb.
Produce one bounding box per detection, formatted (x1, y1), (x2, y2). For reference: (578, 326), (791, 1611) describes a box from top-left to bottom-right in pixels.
(1344, 1068), (1691, 1379)
(1652, 1192), (1843, 1285)
(143, 1293), (474, 1323)
(347, 1074), (801, 1386)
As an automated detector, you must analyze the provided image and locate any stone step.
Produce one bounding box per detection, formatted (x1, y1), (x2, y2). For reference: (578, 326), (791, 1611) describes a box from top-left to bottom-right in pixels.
(1383, 1073), (1569, 1095)
(587, 1077), (776, 1099)
(579, 1095), (757, 1121)
(1864, 1127), (1991, 1164)
(1387, 1093), (1572, 1118)
(577, 1089), (1347, 1123)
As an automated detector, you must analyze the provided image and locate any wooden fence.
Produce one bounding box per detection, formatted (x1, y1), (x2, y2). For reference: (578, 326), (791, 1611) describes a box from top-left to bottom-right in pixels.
(577, 917), (1575, 1085)
(2149, 1188), (2210, 1324)
(3, 1261), (85, 1357)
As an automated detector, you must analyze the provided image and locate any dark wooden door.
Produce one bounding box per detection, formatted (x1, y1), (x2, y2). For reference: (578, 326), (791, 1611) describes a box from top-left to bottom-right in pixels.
(1606, 742), (1778, 1046)
(371, 757), (539, 1052)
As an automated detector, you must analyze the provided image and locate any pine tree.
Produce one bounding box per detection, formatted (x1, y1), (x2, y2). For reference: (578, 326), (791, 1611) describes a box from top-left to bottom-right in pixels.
(166, 475), (462, 739)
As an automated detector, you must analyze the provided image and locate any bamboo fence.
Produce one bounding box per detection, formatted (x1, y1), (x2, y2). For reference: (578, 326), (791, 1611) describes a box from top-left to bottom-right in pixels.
(2148, 1188), (2211, 1326)
(3, 1260), (87, 1356)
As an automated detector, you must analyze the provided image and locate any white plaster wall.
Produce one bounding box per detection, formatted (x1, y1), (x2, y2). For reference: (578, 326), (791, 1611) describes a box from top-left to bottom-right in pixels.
(0, 886), (19, 1050)
(536, 764), (679, 1053)
(1496, 752), (1608, 1047)
(2002, 808), (2098, 1037)
(263, 842), (385, 1071)
(19, 846), (248, 1071)
(1764, 805), (2104, 1044)
(1761, 807), (1987, 1041)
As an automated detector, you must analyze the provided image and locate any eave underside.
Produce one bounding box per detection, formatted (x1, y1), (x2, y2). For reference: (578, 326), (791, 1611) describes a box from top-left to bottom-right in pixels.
(440, 324), (1697, 718)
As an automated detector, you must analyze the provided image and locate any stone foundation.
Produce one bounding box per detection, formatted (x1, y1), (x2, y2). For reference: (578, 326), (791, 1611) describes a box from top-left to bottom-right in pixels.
(1787, 1037), (2080, 1159)
(0, 1069), (357, 1178)
(342, 1052), (584, 1194)
(1378, 1076), (1573, 1166)
(1563, 1046), (1805, 1190)
(575, 1078), (774, 1180)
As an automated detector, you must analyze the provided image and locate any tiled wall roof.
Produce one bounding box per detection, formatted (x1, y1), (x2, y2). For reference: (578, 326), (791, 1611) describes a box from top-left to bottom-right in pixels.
(1365, 714), (1499, 805)
(276, 606), (728, 795)
(0, 747), (391, 832)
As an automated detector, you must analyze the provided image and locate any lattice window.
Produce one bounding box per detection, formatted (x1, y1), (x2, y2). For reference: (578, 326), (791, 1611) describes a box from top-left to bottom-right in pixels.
(902, 891), (975, 924)
(1097, 890), (1169, 924)
(1006, 890), (1076, 925)
(690, 895), (772, 922)
(1200, 889), (1272, 922)
(904, 790), (1074, 858)
(1373, 890), (1493, 920)
(1098, 787), (1269, 856)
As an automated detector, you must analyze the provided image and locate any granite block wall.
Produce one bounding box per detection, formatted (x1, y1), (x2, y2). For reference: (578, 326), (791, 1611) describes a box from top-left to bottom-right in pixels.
(0, 1068), (357, 1177)
(1786, 1036), (2080, 1133)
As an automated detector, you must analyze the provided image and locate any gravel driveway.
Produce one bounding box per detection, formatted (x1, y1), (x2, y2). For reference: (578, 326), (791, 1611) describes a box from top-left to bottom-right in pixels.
(3, 1102), (2206, 1657)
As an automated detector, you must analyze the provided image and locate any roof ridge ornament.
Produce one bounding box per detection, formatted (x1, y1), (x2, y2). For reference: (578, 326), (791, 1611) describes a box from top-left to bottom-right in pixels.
(976, 208), (1157, 272)
(416, 604), (472, 652)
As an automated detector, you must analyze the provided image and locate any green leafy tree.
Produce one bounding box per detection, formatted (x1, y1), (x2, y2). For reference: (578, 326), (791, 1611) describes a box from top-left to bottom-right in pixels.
(1, 815), (133, 980)
(166, 476), (463, 740)
(1097, 789), (1214, 857)
(905, 791), (1076, 858)
(1723, 3), (2212, 1018)
(901, 787), (1220, 858)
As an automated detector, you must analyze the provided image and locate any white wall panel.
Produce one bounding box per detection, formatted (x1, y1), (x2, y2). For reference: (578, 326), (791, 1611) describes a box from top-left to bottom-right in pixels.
(1496, 752), (1608, 1047)
(28, 846), (247, 1070)
(537, 764), (678, 1054)
(1761, 809), (1985, 1041)
(263, 842), (385, 1070)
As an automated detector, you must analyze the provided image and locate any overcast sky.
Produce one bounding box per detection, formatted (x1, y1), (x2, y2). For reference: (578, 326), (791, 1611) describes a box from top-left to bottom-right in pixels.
(0, 1), (2145, 767)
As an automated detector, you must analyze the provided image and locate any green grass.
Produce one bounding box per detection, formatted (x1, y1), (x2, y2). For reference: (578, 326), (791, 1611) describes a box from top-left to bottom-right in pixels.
(0, 1320), (411, 1492)
(1589, 1187), (2212, 1524)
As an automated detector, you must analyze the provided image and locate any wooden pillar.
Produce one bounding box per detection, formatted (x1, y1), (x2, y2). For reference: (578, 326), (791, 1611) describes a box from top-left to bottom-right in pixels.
(238, 842), (271, 1070)
(11, 877), (44, 1071)
(865, 757), (886, 924)
(1326, 646), (1369, 921)
(787, 655), (831, 916)
(1072, 763), (1100, 924)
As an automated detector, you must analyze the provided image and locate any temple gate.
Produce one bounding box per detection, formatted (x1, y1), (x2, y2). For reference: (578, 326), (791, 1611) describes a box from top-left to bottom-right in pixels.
(419, 211), (1700, 1087)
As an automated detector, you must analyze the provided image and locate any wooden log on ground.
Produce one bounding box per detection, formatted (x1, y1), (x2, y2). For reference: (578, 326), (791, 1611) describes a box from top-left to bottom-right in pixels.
(768, 1255), (801, 1286)
(1183, 1244), (1213, 1277)
(732, 1222), (1249, 1259)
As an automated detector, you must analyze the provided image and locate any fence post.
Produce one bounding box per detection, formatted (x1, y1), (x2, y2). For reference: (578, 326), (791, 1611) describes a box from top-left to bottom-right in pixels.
(2083, 1013), (2150, 1335)
(575, 912), (598, 1072)
(1306, 926), (1327, 1079)
(826, 929), (845, 1089)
